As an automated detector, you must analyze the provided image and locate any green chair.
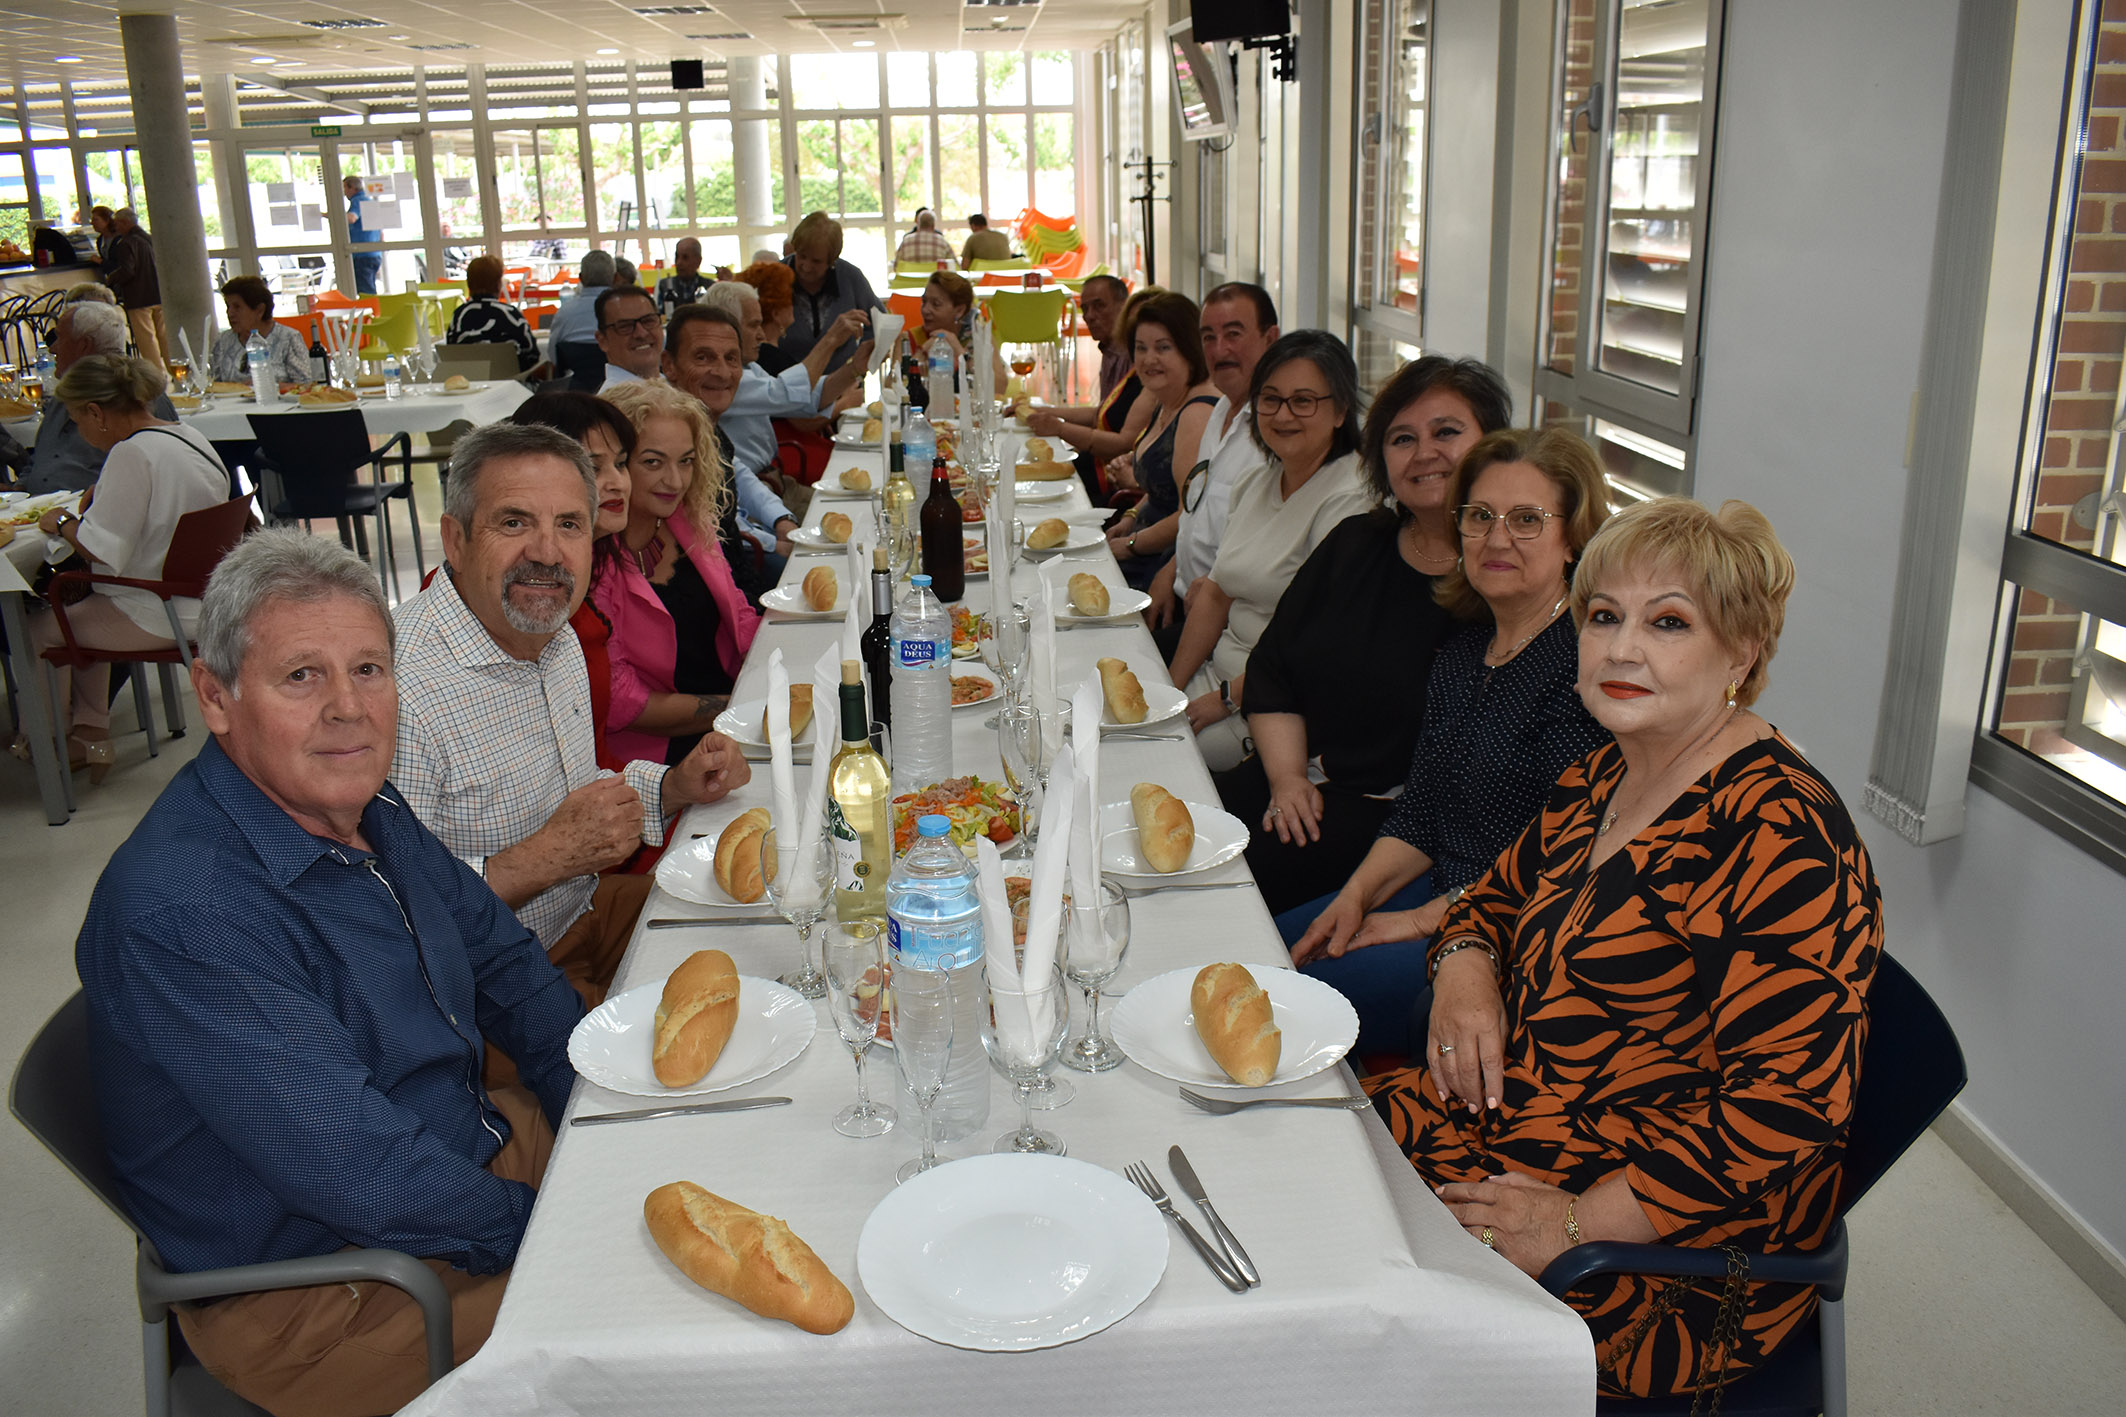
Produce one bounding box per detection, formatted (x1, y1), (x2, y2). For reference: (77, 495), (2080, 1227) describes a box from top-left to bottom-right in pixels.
(986, 288), (1070, 345)
(357, 302), (423, 361)
(970, 257), (1037, 273)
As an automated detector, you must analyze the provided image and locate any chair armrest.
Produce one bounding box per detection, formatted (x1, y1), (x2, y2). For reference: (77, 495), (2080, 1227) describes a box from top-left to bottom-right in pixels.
(368, 429), (414, 464)
(1538, 1221), (1848, 1304)
(138, 1243), (455, 1381)
(51, 570), (185, 598)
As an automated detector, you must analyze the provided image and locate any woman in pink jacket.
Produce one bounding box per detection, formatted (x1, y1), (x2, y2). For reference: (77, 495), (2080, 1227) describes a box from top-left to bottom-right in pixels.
(598, 381), (762, 765)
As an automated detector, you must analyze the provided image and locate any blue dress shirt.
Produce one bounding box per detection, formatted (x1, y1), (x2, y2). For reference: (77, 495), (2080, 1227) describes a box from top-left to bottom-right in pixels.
(544, 285), (606, 348)
(77, 738), (583, 1276)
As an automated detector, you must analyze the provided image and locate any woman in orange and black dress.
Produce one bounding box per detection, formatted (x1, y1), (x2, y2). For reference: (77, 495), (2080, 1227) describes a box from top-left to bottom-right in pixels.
(1366, 497), (1882, 1400)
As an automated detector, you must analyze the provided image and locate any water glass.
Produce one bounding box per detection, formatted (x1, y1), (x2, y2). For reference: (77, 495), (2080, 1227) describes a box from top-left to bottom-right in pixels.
(983, 963), (1070, 1155)
(891, 965), (956, 1184)
(762, 824), (833, 999)
(1062, 880), (1132, 1072)
(1010, 896), (1076, 1110)
(997, 702), (1049, 861)
(821, 921), (896, 1138)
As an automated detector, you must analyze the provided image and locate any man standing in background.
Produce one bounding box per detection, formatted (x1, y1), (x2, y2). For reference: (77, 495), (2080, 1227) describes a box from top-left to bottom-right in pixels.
(344, 175), (382, 295)
(101, 208), (166, 369)
(654, 237), (710, 313)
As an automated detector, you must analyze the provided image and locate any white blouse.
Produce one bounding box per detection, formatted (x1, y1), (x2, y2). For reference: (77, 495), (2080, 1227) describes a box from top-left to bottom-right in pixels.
(1207, 448), (1375, 682)
(71, 424), (231, 639)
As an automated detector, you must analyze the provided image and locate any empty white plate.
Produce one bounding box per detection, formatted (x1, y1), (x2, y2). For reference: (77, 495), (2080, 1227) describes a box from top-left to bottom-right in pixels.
(1097, 798), (1248, 879)
(1109, 966), (1359, 1091)
(567, 976), (816, 1098)
(858, 1153), (1168, 1351)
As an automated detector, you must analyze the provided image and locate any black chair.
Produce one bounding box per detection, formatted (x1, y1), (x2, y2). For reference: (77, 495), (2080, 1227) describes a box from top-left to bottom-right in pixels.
(247, 408), (425, 599)
(1536, 952), (1967, 1417)
(10, 991), (453, 1417)
(555, 339), (605, 393)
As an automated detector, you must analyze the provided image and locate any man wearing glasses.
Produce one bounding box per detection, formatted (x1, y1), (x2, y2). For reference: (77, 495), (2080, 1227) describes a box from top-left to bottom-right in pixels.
(595, 286), (664, 387)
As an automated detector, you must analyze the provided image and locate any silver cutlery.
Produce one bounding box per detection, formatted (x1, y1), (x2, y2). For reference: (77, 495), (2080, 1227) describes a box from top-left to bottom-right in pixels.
(646, 916), (781, 929)
(1118, 879), (1255, 898)
(571, 1097), (793, 1126)
(1169, 1145), (1259, 1287)
(1124, 1161), (1248, 1292)
(1178, 1087), (1373, 1115)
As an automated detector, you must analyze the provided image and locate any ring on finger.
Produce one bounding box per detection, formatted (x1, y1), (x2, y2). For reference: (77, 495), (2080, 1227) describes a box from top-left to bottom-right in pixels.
(1437, 1043), (1455, 1054)
(1479, 1227), (1495, 1249)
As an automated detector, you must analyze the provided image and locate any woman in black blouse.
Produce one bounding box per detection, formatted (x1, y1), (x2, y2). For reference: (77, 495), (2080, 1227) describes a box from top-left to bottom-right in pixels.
(1223, 357), (1513, 914)
(446, 255), (540, 373)
(1284, 427), (1613, 1055)
(1105, 292), (1219, 589)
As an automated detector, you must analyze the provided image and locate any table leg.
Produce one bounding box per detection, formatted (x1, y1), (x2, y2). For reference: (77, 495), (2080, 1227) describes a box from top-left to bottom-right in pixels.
(2, 588), (69, 825)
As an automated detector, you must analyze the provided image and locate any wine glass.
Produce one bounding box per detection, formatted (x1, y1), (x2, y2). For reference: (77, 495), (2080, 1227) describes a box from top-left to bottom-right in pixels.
(1061, 879), (1131, 1072)
(821, 921), (896, 1138)
(983, 963), (1070, 1155)
(976, 602), (1031, 724)
(997, 702), (1049, 862)
(1010, 894), (1076, 1110)
(761, 824), (833, 999)
(891, 965), (956, 1184)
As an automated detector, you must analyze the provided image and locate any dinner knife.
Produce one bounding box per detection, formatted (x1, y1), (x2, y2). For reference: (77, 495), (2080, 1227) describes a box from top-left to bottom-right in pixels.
(1169, 1145), (1260, 1287)
(645, 916), (781, 929)
(571, 1097), (793, 1127)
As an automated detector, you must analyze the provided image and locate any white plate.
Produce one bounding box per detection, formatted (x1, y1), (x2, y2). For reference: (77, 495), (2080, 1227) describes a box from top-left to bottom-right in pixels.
(1109, 965), (1360, 1091)
(814, 478), (881, 500)
(1022, 523), (1106, 555)
(760, 582), (848, 618)
(1056, 586), (1154, 623)
(949, 661), (1002, 711)
(857, 1154), (1167, 1352)
(569, 977), (814, 1098)
(1097, 798), (1248, 879)
(654, 813), (782, 909)
(790, 523), (862, 550)
(1085, 679), (1188, 732)
(713, 697), (820, 758)
(1013, 480), (1073, 502)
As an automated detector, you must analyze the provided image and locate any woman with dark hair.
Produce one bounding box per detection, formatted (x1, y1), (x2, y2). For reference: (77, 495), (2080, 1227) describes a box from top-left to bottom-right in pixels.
(447, 254), (540, 372)
(1025, 284), (1162, 501)
(1107, 291), (1218, 589)
(207, 276), (309, 387)
(1285, 426), (1615, 1056)
(1167, 330), (1373, 771)
(919, 269), (1008, 392)
(1221, 356), (1515, 914)
(510, 391), (638, 771)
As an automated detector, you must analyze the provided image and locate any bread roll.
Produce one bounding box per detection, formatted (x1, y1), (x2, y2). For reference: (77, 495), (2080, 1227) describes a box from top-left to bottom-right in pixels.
(1128, 783), (1194, 873)
(820, 511), (853, 544)
(653, 950), (741, 1087)
(838, 467), (872, 492)
(713, 808), (772, 903)
(802, 566), (837, 612)
(1191, 962), (1281, 1087)
(860, 418), (883, 443)
(644, 1181), (854, 1334)
(1026, 517), (1070, 550)
(759, 683), (815, 744)
(1022, 436), (1055, 462)
(866, 399), (883, 417)
(1067, 573), (1110, 617)
(442, 373), (472, 391)
(1014, 460), (1078, 482)
(1097, 658), (1148, 724)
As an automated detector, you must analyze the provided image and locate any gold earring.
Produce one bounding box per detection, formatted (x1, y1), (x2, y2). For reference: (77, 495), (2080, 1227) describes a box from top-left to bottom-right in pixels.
(1726, 681), (1739, 709)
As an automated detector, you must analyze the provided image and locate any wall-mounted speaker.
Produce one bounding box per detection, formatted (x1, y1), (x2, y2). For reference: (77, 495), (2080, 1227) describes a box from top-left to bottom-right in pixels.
(671, 59), (705, 91)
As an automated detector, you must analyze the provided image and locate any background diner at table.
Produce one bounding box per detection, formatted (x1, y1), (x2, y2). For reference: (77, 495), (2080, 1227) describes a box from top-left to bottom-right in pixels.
(1105, 292), (1219, 591)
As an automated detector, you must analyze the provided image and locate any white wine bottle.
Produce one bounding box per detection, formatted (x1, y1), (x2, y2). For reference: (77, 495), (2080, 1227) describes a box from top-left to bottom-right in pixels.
(827, 658), (892, 920)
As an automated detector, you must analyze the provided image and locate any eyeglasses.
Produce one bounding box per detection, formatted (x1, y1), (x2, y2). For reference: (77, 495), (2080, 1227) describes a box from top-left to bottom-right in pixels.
(1256, 391), (1331, 418)
(601, 312), (662, 335)
(1457, 504), (1564, 539)
(1181, 458), (1212, 513)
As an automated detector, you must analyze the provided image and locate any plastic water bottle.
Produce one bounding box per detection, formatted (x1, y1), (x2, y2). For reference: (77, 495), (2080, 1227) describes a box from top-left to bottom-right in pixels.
(926, 333), (957, 424)
(886, 815), (990, 1142)
(245, 332), (275, 406)
(34, 347), (55, 400)
(383, 354), (403, 400)
(903, 403), (936, 473)
(889, 573), (952, 794)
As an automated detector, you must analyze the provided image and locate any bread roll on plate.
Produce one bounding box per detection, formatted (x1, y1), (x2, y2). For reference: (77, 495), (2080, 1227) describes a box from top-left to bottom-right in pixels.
(1025, 517), (1070, 551)
(652, 950), (740, 1087)
(759, 683), (815, 743)
(1067, 573), (1110, 617)
(1191, 962), (1282, 1087)
(802, 565), (837, 612)
(1021, 436), (1055, 462)
(860, 418), (883, 443)
(1097, 658), (1148, 724)
(838, 467), (873, 492)
(713, 808), (772, 903)
(644, 1181), (854, 1334)
(820, 511), (853, 544)
(442, 373), (472, 392)
(1129, 783), (1195, 873)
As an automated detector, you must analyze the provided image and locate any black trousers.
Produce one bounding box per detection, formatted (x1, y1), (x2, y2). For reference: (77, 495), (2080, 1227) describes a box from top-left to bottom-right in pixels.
(1212, 755), (1400, 918)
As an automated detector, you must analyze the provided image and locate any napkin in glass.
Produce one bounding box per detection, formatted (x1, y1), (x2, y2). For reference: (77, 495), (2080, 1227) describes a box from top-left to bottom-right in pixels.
(1032, 572), (1063, 756)
(1065, 670), (1117, 976)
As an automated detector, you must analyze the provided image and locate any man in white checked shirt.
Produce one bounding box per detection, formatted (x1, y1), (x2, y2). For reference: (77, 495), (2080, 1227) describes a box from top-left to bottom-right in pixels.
(392, 422), (750, 1008)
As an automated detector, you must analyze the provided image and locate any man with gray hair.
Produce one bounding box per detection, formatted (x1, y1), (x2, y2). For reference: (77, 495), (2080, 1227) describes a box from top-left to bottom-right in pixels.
(102, 206), (168, 367)
(391, 421), (750, 1001)
(541, 248), (617, 353)
(77, 527), (580, 1415)
(1, 299), (177, 494)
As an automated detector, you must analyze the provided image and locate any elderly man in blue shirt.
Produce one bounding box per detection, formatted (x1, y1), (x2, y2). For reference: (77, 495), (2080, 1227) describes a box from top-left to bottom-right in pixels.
(77, 528), (582, 1417)
(701, 278), (871, 494)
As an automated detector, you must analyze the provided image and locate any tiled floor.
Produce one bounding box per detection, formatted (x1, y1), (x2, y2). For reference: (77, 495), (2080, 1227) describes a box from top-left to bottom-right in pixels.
(5, 498), (2125, 1413)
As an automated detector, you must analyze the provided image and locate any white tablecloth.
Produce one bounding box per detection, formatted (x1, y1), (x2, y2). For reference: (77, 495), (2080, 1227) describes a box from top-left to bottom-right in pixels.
(400, 426), (1596, 1417)
(178, 379), (529, 441)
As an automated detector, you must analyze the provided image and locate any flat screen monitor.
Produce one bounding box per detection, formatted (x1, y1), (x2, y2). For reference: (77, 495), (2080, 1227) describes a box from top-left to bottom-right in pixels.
(1190, 0), (1291, 45)
(1168, 21), (1237, 144)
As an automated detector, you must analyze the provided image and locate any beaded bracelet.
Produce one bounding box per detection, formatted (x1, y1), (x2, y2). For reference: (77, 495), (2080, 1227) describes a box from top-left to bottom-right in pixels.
(1429, 937), (1499, 982)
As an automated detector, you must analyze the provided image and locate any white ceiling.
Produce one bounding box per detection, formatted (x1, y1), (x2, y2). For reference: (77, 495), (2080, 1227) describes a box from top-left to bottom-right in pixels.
(0, 1), (1149, 91)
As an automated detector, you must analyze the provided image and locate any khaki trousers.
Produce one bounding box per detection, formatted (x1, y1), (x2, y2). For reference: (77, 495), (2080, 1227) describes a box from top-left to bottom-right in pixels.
(175, 1084), (556, 1417)
(127, 305), (169, 369)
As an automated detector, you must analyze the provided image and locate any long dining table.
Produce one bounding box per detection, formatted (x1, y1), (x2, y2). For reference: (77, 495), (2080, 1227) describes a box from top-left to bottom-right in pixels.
(398, 418), (1596, 1417)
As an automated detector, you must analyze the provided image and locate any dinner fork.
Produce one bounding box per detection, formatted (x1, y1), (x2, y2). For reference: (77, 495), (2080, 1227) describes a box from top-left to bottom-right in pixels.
(1123, 1161), (1249, 1292)
(1178, 1087), (1373, 1114)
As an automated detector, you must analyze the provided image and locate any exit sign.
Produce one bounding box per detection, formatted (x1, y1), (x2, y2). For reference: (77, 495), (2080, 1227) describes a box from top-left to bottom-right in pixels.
(310, 124), (342, 137)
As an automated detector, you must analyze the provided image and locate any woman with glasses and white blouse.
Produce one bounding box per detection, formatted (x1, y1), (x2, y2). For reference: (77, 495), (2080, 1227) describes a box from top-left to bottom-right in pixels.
(1285, 427), (1613, 1056)
(1167, 331), (1376, 771)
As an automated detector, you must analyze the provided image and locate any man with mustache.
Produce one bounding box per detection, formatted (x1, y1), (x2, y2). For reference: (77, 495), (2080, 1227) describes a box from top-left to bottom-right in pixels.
(391, 422), (750, 1002)
(594, 285), (663, 387)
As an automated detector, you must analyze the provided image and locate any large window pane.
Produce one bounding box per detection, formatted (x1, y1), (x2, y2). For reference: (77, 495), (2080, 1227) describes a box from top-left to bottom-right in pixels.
(792, 53), (880, 111)
(589, 122), (640, 234)
(937, 115), (981, 219)
(1033, 115), (1075, 218)
(689, 118), (736, 225)
(537, 128), (584, 229)
(192, 143), (221, 250)
(892, 117), (934, 222)
(840, 118), (882, 219)
(0, 154), (26, 248)
(638, 122), (688, 235)
(1031, 52), (1075, 106)
(83, 150), (132, 219)
(1992, 583), (2126, 800)
(432, 132), (483, 248)
(247, 149), (326, 253)
(984, 52), (1027, 106)
(888, 53), (931, 108)
(794, 117), (840, 215)
(33, 147), (80, 225)
(984, 115), (1028, 225)
(937, 53), (978, 107)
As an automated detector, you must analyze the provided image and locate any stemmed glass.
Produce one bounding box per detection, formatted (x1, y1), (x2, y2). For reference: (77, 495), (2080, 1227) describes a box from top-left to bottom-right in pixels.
(1010, 895), (1076, 1110)
(821, 921), (896, 1138)
(1061, 879), (1132, 1072)
(983, 963), (1070, 1155)
(761, 824), (833, 999)
(977, 601), (1030, 724)
(891, 965), (956, 1184)
(408, 346), (437, 388)
(997, 702), (1049, 862)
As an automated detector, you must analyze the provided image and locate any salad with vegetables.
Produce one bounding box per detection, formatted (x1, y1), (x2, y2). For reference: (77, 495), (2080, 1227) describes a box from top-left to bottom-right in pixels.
(891, 776), (1021, 853)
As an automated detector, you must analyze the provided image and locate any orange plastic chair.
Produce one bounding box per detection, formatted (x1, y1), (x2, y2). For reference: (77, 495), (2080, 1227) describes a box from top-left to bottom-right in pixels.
(522, 303), (559, 331)
(311, 290), (377, 311)
(1039, 248), (1090, 280)
(1020, 206), (1078, 235)
(885, 292), (926, 336)
(275, 312), (323, 348)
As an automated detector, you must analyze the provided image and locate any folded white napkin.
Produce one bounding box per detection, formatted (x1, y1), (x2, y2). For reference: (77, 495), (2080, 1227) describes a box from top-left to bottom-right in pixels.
(765, 650), (801, 885)
(843, 540), (866, 660)
(870, 311), (904, 372)
(1033, 574), (1063, 756)
(976, 838), (1018, 991)
(798, 646), (839, 909)
(1065, 670), (1117, 975)
(989, 746), (1073, 1056)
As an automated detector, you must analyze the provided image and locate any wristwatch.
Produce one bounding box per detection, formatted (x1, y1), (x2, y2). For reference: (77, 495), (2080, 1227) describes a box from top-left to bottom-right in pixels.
(1218, 679), (1236, 714)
